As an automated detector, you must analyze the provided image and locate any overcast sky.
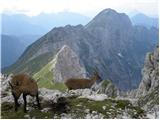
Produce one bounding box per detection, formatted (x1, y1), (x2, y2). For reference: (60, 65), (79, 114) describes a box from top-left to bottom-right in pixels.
(0, 0), (159, 17)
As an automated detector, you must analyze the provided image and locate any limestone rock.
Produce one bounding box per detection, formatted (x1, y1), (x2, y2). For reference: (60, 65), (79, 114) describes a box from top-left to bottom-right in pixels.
(53, 45), (86, 83)
(93, 80), (120, 97)
(136, 45), (159, 97)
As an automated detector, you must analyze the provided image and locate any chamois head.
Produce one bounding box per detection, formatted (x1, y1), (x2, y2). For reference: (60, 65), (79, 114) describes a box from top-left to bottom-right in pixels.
(91, 71), (102, 82)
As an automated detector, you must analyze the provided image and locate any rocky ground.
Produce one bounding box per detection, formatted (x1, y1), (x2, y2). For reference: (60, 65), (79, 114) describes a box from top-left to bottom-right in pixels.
(1, 74), (158, 119)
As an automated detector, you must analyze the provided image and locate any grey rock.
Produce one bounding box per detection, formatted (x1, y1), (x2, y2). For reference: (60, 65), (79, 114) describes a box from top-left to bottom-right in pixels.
(53, 45), (86, 83)
(93, 80), (119, 97)
(136, 45), (159, 97)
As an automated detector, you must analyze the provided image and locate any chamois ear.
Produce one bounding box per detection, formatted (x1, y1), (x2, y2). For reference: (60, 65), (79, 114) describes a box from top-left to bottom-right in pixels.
(8, 82), (13, 89)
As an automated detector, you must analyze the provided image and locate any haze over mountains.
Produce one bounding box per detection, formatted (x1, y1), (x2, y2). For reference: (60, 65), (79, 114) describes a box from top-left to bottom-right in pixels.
(131, 13), (159, 28)
(1, 11), (158, 68)
(2, 12), (91, 35)
(2, 8), (158, 90)
(1, 11), (91, 68)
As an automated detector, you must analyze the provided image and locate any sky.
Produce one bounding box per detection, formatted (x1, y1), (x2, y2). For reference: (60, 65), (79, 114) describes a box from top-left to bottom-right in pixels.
(0, 0), (159, 17)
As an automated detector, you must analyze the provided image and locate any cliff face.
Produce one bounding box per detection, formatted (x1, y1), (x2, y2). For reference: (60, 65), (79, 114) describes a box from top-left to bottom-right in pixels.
(134, 45), (159, 117)
(53, 45), (86, 83)
(136, 45), (159, 97)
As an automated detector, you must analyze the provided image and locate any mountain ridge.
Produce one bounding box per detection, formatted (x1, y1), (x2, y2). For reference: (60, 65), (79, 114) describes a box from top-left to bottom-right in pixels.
(3, 8), (158, 90)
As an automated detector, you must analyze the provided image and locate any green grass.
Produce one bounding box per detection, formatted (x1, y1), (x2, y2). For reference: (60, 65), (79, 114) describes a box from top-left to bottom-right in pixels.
(1, 102), (53, 119)
(1, 97), (145, 119)
(101, 80), (111, 88)
(33, 58), (67, 91)
(68, 97), (145, 119)
(3, 52), (54, 75)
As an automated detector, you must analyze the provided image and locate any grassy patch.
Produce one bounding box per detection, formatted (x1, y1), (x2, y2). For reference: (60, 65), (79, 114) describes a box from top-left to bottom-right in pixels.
(3, 52), (54, 75)
(33, 58), (67, 91)
(68, 97), (145, 119)
(115, 100), (130, 109)
(1, 96), (145, 119)
(1, 102), (53, 119)
(101, 80), (111, 88)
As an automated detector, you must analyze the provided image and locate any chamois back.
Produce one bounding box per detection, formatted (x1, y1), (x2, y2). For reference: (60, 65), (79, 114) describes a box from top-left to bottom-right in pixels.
(10, 73), (38, 96)
(65, 72), (101, 90)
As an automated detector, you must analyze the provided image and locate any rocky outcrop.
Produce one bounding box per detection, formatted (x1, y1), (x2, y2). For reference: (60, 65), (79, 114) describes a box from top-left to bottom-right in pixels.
(53, 45), (86, 83)
(129, 45), (159, 119)
(92, 80), (120, 97)
(136, 45), (159, 97)
(0, 75), (152, 119)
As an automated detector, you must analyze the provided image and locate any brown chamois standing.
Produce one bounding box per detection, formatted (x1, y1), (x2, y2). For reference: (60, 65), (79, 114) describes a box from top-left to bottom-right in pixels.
(8, 73), (40, 112)
(64, 72), (102, 90)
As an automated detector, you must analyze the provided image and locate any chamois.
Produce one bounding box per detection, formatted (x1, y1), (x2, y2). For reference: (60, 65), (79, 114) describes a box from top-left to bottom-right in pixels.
(8, 73), (40, 112)
(65, 72), (102, 90)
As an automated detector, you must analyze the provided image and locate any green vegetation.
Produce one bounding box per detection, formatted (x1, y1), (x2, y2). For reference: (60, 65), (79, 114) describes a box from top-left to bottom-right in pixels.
(1, 96), (145, 119)
(3, 52), (54, 75)
(1, 102), (53, 119)
(101, 80), (111, 88)
(67, 97), (145, 119)
(33, 58), (67, 91)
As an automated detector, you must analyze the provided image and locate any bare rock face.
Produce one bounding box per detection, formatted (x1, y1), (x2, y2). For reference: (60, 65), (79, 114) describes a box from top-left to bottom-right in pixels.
(92, 80), (120, 97)
(134, 45), (159, 118)
(53, 45), (86, 83)
(136, 45), (159, 97)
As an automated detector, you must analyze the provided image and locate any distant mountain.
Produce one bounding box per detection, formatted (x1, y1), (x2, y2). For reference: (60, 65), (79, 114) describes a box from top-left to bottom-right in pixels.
(3, 8), (158, 90)
(1, 14), (47, 36)
(2, 11), (89, 68)
(1, 34), (40, 68)
(1, 12), (91, 36)
(16, 34), (41, 47)
(1, 35), (25, 68)
(30, 12), (91, 30)
(131, 13), (159, 28)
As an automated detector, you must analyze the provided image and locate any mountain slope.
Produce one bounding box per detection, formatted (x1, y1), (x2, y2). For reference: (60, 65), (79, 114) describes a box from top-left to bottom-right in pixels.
(131, 13), (158, 28)
(33, 45), (86, 90)
(84, 8), (158, 90)
(1, 35), (26, 68)
(3, 9), (158, 90)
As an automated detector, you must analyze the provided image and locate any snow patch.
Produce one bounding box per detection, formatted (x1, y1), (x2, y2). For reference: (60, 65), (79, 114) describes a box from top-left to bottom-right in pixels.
(118, 53), (123, 57)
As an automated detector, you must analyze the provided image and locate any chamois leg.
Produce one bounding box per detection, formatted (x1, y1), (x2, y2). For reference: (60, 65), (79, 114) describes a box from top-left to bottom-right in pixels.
(23, 94), (27, 112)
(36, 93), (41, 109)
(12, 93), (20, 111)
(14, 96), (19, 111)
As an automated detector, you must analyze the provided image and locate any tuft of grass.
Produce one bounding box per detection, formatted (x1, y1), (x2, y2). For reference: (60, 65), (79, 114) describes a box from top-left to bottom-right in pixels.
(115, 100), (130, 109)
(101, 80), (111, 88)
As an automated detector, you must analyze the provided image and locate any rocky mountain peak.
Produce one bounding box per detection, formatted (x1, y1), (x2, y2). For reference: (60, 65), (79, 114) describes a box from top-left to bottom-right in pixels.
(53, 45), (86, 83)
(85, 8), (132, 30)
(98, 8), (118, 15)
